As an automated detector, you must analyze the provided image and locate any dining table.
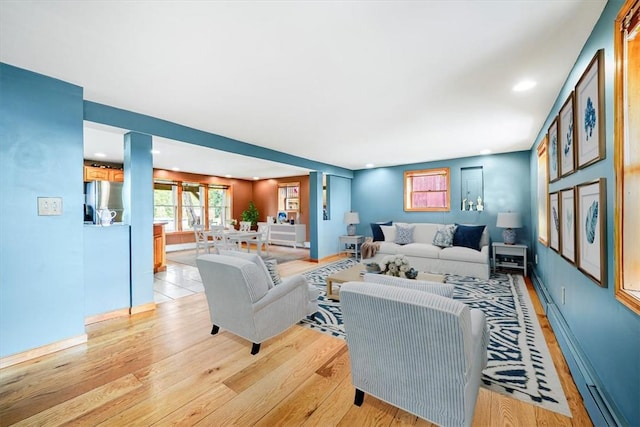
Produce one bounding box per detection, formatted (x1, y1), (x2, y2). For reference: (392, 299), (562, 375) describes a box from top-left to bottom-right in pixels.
(204, 229), (260, 253)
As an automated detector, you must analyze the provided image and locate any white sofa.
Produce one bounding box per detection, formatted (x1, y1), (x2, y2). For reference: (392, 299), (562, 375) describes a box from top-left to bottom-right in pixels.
(365, 223), (490, 279)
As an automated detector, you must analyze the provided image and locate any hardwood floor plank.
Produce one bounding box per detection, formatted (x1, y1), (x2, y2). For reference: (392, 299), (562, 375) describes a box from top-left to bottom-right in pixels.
(11, 374), (143, 427)
(222, 326), (321, 393)
(338, 392), (400, 427)
(253, 345), (351, 426)
(301, 374), (358, 426)
(195, 331), (345, 426)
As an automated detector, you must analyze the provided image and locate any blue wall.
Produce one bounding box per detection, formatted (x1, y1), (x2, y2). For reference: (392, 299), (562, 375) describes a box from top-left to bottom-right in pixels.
(0, 64), (86, 357)
(529, 1), (639, 425)
(351, 151), (531, 249)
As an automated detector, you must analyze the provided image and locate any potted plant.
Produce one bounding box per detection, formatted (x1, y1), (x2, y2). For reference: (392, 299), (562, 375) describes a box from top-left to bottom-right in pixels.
(241, 201), (260, 228)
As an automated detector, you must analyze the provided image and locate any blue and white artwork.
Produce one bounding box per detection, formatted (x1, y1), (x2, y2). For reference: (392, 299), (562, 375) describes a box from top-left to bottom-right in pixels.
(548, 119), (559, 182)
(576, 50), (604, 169)
(578, 179), (605, 286)
(561, 189), (576, 263)
(549, 192), (559, 251)
(584, 97), (596, 141)
(559, 93), (575, 176)
(585, 200), (598, 244)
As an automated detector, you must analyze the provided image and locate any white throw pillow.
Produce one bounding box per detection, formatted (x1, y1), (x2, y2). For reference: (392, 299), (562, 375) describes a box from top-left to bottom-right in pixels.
(380, 225), (396, 242)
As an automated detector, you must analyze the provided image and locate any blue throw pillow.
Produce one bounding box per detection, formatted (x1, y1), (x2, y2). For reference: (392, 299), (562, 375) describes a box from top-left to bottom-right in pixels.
(452, 224), (486, 251)
(370, 221), (392, 242)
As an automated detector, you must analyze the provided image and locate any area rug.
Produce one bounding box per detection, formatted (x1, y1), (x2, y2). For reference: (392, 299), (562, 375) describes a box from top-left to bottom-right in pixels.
(298, 259), (571, 417)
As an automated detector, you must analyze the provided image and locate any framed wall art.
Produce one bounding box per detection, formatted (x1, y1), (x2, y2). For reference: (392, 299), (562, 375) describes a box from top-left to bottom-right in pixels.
(537, 138), (549, 246)
(559, 92), (576, 177)
(576, 49), (605, 169)
(548, 117), (560, 182)
(560, 187), (576, 264)
(576, 178), (606, 287)
(549, 192), (560, 252)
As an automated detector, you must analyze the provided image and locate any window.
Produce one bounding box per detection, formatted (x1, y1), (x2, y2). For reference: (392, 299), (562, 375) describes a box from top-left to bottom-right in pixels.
(404, 168), (450, 211)
(181, 183), (203, 230)
(208, 185), (231, 226)
(614, 0), (640, 314)
(153, 181), (177, 232)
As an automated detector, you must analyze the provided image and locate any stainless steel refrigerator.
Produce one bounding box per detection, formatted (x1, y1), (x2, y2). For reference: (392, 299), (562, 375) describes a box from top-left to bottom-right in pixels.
(85, 181), (125, 224)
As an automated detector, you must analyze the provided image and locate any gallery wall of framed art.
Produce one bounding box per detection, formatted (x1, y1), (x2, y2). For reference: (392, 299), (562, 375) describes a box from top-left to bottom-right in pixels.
(540, 49), (608, 288)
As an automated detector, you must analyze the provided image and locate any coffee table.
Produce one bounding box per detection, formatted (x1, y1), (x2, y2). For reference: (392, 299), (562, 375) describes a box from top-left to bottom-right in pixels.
(326, 264), (446, 301)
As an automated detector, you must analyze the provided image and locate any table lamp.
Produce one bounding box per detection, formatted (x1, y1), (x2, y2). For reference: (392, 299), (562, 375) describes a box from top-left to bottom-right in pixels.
(496, 212), (522, 245)
(343, 212), (360, 236)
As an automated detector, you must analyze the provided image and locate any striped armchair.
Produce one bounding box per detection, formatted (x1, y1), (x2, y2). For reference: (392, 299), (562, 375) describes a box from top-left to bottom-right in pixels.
(196, 252), (319, 354)
(341, 280), (489, 427)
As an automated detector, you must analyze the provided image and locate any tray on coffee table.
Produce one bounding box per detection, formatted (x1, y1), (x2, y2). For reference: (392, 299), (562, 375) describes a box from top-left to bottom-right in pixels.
(325, 265), (445, 301)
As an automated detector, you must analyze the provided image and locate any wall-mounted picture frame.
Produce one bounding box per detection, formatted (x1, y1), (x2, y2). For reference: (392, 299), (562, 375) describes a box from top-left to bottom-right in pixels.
(559, 92), (576, 177)
(537, 138), (549, 246)
(576, 49), (605, 169)
(560, 187), (576, 265)
(548, 117), (560, 182)
(576, 178), (607, 287)
(549, 192), (560, 252)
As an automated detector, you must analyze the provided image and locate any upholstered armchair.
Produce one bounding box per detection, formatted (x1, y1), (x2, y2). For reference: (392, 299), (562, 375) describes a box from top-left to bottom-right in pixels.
(340, 281), (489, 427)
(196, 252), (319, 354)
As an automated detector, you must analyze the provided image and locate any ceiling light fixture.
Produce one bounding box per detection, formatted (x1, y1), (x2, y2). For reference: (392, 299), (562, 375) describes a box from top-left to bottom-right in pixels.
(253, 176), (259, 180)
(171, 167), (180, 171)
(151, 149), (160, 154)
(225, 174), (232, 178)
(513, 80), (537, 92)
(480, 149), (492, 155)
(365, 163), (375, 168)
(94, 152), (106, 158)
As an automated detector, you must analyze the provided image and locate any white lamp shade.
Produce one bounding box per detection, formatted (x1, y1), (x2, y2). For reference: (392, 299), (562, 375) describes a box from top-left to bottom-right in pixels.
(496, 212), (522, 229)
(343, 212), (360, 225)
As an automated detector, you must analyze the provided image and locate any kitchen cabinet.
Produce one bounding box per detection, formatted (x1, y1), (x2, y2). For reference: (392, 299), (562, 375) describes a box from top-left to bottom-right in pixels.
(84, 166), (124, 182)
(154, 223), (167, 273)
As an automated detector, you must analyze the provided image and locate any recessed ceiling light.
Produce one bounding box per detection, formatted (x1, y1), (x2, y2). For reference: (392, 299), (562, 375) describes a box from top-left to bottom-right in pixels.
(513, 80), (537, 92)
(171, 167), (180, 171)
(94, 152), (106, 158)
(480, 149), (492, 155)
(225, 174), (232, 178)
(253, 176), (260, 180)
(365, 163), (375, 168)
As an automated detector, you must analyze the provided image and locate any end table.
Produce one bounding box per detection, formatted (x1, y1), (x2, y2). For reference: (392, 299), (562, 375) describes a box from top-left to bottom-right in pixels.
(339, 235), (365, 261)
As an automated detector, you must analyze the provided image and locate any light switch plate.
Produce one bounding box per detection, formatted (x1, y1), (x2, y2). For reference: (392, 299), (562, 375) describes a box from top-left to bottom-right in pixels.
(38, 197), (63, 216)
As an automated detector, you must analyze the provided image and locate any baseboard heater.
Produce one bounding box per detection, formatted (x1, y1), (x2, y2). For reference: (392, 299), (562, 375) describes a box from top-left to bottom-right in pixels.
(531, 271), (623, 426)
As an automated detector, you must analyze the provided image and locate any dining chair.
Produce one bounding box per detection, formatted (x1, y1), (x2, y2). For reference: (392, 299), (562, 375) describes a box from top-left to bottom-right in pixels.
(194, 224), (214, 256)
(239, 221), (252, 232)
(254, 222), (271, 256)
(209, 225), (236, 252)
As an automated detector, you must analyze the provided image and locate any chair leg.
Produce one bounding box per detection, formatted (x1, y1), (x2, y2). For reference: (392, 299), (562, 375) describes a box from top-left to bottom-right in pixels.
(211, 325), (219, 335)
(251, 343), (261, 355)
(354, 389), (365, 406)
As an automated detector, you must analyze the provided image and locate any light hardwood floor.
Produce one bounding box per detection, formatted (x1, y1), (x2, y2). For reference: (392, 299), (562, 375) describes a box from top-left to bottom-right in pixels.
(0, 256), (592, 426)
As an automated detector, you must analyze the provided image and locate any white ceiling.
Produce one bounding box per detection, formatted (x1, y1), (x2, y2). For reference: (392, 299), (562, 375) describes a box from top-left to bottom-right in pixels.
(1, 1), (606, 179)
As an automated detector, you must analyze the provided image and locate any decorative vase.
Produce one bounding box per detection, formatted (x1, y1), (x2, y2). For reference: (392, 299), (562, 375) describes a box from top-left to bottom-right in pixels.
(405, 268), (418, 279)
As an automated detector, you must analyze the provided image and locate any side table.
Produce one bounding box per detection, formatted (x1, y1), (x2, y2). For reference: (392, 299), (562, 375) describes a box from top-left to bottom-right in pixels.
(492, 242), (528, 276)
(339, 235), (365, 261)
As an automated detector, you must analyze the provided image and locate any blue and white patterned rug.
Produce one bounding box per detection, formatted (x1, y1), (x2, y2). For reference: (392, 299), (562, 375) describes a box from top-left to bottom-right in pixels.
(298, 259), (571, 417)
